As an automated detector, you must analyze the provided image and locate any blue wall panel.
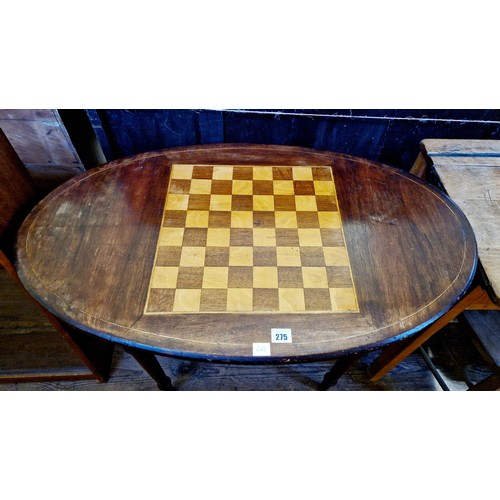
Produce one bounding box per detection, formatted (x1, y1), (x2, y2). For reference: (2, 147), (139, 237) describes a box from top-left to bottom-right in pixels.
(86, 109), (500, 170)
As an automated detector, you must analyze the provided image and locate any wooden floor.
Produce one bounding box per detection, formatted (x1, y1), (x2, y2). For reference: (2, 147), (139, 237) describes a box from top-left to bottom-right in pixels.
(1, 258), (495, 391)
(1, 306), (494, 391)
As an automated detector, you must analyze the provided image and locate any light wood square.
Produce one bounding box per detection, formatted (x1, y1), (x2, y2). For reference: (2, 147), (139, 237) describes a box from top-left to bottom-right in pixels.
(171, 164), (193, 180)
(185, 210), (209, 227)
(231, 211), (254, 228)
(210, 195), (232, 211)
(202, 267), (229, 288)
(314, 180), (336, 195)
(151, 267), (178, 288)
(207, 228), (231, 246)
(275, 211), (298, 228)
(278, 288), (306, 311)
(273, 180), (295, 195)
(295, 196), (318, 211)
(253, 267), (278, 288)
(229, 247), (253, 266)
(302, 267), (329, 288)
(159, 227), (185, 246)
(330, 288), (358, 311)
(323, 247), (349, 266)
(253, 195), (274, 211)
(252, 166), (273, 180)
(189, 179), (212, 194)
(276, 247), (301, 266)
(173, 289), (201, 312)
(165, 194), (189, 211)
(318, 212), (341, 228)
(292, 167), (313, 180)
(212, 166), (233, 180)
(253, 228), (276, 247)
(227, 288), (253, 311)
(298, 229), (323, 246)
(180, 247), (206, 267)
(233, 180), (253, 195)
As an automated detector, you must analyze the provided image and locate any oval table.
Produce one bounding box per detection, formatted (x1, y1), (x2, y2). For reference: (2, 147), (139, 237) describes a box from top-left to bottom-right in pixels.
(16, 144), (478, 389)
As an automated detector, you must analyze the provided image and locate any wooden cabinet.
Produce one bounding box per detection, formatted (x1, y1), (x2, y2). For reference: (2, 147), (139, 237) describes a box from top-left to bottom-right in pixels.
(0, 109), (85, 195)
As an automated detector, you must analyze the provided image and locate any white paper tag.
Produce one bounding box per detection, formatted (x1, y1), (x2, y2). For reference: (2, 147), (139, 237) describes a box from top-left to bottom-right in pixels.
(271, 328), (292, 343)
(253, 343), (271, 356)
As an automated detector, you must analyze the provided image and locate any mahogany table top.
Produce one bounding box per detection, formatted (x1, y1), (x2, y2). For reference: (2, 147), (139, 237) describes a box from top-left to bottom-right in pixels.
(16, 144), (477, 362)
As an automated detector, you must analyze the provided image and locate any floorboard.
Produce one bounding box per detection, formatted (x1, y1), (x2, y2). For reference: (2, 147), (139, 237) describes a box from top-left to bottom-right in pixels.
(0, 323), (494, 391)
(1, 267), (494, 391)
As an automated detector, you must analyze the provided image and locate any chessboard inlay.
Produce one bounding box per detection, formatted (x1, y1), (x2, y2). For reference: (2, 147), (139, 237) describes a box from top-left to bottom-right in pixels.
(144, 165), (359, 314)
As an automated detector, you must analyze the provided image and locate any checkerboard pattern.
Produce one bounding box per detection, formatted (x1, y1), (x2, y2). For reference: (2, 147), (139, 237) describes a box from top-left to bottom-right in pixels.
(145, 165), (359, 314)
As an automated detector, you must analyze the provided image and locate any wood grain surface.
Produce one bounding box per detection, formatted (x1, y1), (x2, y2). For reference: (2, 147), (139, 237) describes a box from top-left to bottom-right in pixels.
(417, 138), (499, 304)
(1, 128), (113, 382)
(435, 166), (498, 298)
(15, 144), (478, 363)
(0, 129), (35, 249)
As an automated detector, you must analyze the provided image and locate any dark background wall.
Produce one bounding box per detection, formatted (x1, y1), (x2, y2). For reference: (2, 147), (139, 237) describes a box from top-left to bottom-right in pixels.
(61, 109), (500, 171)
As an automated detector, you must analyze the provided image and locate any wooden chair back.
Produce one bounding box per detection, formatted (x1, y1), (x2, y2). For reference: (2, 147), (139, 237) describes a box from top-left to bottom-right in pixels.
(0, 128), (113, 382)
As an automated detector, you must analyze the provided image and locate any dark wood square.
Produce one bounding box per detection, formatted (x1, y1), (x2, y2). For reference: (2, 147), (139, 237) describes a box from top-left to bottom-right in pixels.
(169, 179), (191, 194)
(253, 180), (274, 195)
(253, 247), (277, 266)
(200, 289), (228, 312)
(176, 267), (204, 288)
(163, 210), (187, 227)
(304, 288), (331, 311)
(312, 167), (333, 181)
(231, 195), (254, 211)
(208, 211), (232, 228)
(300, 247), (326, 267)
(233, 167), (253, 180)
(274, 195), (296, 211)
(192, 165), (214, 179)
(253, 289), (279, 311)
(272, 166), (293, 180)
(253, 211), (275, 228)
(277, 267), (304, 288)
(296, 211), (320, 228)
(182, 228), (208, 246)
(230, 229), (253, 246)
(321, 228), (344, 246)
(211, 180), (233, 195)
(228, 267), (254, 288)
(156, 247), (182, 266)
(188, 194), (211, 210)
(275, 228), (300, 246)
(326, 266), (353, 287)
(316, 196), (338, 211)
(293, 181), (315, 195)
(205, 247), (230, 267)
(147, 289), (175, 312)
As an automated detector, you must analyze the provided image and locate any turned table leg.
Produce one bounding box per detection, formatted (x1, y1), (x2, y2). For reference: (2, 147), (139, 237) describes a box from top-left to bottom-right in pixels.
(319, 354), (362, 390)
(125, 346), (174, 390)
